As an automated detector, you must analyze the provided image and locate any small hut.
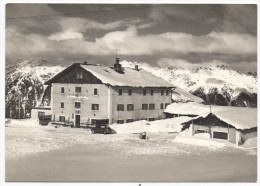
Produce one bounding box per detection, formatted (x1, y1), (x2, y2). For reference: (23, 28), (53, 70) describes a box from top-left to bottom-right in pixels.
(182, 108), (257, 146)
(31, 107), (51, 121)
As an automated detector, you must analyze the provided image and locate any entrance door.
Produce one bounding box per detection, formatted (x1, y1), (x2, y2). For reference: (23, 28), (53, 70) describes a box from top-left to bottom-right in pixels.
(75, 115), (80, 128)
(213, 131), (228, 140)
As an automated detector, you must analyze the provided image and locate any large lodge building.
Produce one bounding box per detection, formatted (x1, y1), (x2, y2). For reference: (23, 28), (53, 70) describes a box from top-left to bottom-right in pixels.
(45, 59), (174, 127)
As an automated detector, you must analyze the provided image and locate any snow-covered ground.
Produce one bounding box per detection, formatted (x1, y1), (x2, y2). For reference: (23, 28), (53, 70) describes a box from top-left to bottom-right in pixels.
(5, 119), (256, 159)
(5, 119), (257, 182)
(110, 116), (192, 134)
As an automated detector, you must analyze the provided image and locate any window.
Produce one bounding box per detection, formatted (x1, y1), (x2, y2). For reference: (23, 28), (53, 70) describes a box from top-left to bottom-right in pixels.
(92, 104), (99, 110)
(75, 102), (81, 109)
(165, 103), (170, 108)
(38, 112), (45, 118)
(119, 89), (123, 96)
(61, 102), (64, 109)
(61, 87), (64, 93)
(75, 87), (81, 94)
(142, 104), (148, 110)
(195, 129), (209, 134)
(59, 116), (65, 122)
(117, 120), (124, 124)
(128, 89), (132, 96)
(117, 104), (124, 111)
(213, 131), (228, 140)
(91, 119), (97, 125)
(149, 103), (155, 110)
(127, 104), (134, 111)
(166, 90), (169, 95)
(94, 88), (98, 96)
(148, 118), (155, 121)
(160, 103), (164, 109)
(76, 71), (83, 79)
(161, 90), (164, 95)
(150, 90), (154, 96)
(126, 119), (133, 123)
(143, 89), (147, 96)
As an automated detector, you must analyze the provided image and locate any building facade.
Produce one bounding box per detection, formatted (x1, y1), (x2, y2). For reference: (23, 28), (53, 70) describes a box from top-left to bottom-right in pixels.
(45, 62), (174, 127)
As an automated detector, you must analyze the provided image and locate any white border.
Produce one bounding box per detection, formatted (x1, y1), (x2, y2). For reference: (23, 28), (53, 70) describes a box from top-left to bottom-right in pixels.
(0, 1), (259, 186)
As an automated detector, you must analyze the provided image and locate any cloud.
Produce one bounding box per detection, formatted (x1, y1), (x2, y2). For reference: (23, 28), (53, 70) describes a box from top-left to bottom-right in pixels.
(57, 17), (125, 32)
(149, 5), (220, 23)
(6, 4), (57, 18)
(6, 24), (256, 60)
(96, 27), (256, 55)
(217, 5), (257, 35)
(149, 5), (257, 35)
(156, 58), (257, 72)
(157, 58), (226, 68)
(48, 31), (84, 41)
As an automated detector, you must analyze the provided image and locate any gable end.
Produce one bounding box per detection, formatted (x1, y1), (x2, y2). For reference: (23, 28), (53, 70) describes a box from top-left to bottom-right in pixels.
(44, 63), (103, 85)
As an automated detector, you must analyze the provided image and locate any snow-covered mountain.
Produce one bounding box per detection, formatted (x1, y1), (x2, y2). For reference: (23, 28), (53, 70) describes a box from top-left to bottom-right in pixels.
(5, 59), (257, 118)
(121, 61), (257, 107)
(5, 59), (63, 118)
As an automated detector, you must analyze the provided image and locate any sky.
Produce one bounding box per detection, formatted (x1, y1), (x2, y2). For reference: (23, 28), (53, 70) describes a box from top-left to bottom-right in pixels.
(5, 4), (257, 72)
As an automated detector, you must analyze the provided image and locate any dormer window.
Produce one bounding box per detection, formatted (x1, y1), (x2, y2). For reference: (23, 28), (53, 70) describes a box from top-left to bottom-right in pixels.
(76, 71), (83, 79)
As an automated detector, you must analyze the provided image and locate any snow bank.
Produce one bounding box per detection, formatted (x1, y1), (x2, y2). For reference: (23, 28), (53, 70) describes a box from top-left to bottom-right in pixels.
(173, 136), (225, 149)
(194, 133), (210, 139)
(241, 137), (257, 148)
(110, 117), (192, 134)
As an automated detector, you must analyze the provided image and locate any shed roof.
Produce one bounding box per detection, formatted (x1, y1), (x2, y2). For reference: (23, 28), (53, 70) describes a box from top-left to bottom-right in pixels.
(165, 102), (257, 130)
(80, 64), (174, 87)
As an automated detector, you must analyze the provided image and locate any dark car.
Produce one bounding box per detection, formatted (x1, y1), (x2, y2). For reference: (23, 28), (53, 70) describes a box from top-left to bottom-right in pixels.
(91, 125), (112, 134)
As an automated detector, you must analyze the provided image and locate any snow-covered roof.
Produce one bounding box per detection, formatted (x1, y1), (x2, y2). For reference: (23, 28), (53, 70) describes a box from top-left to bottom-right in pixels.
(212, 108), (257, 130)
(172, 87), (205, 103)
(80, 64), (174, 87)
(164, 102), (211, 115)
(165, 102), (257, 130)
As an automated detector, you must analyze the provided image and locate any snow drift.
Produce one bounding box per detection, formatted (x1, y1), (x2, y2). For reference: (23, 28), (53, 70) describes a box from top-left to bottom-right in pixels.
(110, 117), (192, 134)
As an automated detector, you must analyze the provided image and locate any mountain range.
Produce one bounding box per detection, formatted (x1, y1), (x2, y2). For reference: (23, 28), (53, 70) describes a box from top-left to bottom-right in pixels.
(5, 59), (257, 118)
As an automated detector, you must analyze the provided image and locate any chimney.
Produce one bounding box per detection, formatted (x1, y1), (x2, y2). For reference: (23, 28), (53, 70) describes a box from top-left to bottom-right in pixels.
(135, 65), (139, 70)
(114, 57), (124, 73)
(116, 57), (120, 64)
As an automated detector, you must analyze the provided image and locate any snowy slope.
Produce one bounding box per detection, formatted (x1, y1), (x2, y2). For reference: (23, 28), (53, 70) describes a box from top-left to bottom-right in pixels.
(5, 59), (63, 118)
(121, 61), (257, 107)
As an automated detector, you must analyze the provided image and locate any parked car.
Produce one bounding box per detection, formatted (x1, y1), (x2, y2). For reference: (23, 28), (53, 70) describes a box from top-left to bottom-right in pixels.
(91, 125), (112, 134)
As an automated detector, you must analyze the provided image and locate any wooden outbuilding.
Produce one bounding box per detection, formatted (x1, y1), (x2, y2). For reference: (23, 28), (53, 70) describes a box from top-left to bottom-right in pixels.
(182, 107), (257, 145)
